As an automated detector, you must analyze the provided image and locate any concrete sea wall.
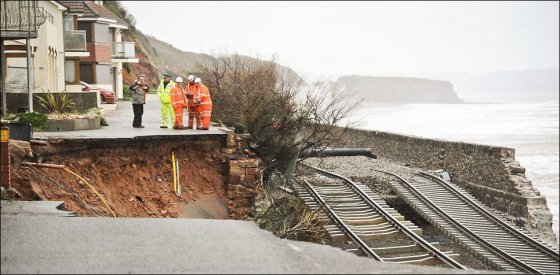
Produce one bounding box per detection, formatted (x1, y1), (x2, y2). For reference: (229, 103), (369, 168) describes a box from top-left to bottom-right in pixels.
(339, 128), (557, 244)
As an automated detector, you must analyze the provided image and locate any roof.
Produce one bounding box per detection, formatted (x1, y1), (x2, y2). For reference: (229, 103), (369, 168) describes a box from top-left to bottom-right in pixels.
(83, 1), (128, 26)
(57, 1), (128, 26)
(57, 0), (84, 14)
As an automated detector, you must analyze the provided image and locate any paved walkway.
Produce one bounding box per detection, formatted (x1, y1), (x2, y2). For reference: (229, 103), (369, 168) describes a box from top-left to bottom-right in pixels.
(33, 94), (226, 139)
(1, 201), (495, 274)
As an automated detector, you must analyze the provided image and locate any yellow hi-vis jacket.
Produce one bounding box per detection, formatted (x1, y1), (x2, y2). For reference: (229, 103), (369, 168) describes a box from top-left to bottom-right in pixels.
(157, 79), (175, 104)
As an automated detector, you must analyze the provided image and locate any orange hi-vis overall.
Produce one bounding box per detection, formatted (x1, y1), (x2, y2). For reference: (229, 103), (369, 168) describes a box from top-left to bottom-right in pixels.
(170, 83), (187, 128)
(185, 83), (198, 128)
(193, 83), (212, 129)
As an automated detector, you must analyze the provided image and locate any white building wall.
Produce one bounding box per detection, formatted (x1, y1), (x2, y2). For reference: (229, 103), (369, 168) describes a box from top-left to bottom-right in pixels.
(32, 1), (65, 93)
(112, 28), (125, 99)
(5, 1), (66, 94)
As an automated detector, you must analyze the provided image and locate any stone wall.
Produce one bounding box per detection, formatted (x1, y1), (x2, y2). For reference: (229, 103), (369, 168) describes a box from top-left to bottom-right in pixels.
(223, 129), (262, 220)
(227, 158), (260, 220)
(339, 128), (556, 243)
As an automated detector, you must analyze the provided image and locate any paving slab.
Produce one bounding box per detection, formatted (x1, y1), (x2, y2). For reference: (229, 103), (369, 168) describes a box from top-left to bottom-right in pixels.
(33, 94), (226, 139)
(1, 200), (75, 217)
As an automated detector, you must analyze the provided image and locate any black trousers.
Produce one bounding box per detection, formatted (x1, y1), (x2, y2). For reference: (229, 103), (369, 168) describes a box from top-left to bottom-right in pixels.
(132, 104), (144, 127)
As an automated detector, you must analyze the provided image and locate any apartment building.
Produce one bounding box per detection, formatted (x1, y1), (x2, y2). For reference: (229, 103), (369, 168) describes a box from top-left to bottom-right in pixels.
(60, 0), (138, 98)
(1, 1), (74, 114)
(1, 0), (137, 116)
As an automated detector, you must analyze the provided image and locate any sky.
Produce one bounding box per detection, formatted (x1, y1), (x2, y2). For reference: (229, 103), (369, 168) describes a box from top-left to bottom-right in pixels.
(120, 1), (559, 78)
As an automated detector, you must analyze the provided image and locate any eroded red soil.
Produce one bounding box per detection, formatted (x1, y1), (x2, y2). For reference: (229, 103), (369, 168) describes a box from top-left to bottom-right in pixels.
(6, 139), (228, 218)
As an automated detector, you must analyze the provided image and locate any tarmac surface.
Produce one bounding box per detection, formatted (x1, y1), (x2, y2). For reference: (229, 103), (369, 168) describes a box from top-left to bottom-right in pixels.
(2, 98), (505, 273)
(0, 200), (501, 274)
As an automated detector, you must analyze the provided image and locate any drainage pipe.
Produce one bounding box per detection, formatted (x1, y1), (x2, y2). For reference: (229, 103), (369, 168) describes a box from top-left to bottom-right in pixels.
(300, 148), (377, 159)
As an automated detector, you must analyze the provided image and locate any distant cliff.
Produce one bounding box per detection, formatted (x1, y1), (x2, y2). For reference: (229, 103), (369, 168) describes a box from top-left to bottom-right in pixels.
(334, 75), (465, 104)
(424, 69), (559, 102)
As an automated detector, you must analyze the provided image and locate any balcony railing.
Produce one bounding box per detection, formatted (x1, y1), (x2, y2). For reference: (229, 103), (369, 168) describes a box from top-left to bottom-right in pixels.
(1, 1), (45, 35)
(64, 30), (87, 52)
(112, 42), (136, 59)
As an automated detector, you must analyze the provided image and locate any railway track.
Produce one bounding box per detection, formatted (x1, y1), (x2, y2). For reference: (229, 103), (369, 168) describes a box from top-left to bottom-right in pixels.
(295, 164), (466, 269)
(375, 169), (560, 274)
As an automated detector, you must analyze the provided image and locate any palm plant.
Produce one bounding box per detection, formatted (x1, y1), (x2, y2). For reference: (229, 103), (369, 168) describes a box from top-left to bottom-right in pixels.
(37, 89), (76, 114)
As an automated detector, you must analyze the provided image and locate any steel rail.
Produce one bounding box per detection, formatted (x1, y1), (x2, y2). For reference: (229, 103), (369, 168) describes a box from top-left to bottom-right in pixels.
(302, 164), (466, 269)
(419, 171), (559, 260)
(374, 169), (541, 274)
(299, 177), (382, 261)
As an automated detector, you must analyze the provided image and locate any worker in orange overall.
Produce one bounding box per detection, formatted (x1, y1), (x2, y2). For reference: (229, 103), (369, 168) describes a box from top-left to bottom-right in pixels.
(170, 76), (187, 129)
(185, 75), (198, 129)
(192, 77), (212, 130)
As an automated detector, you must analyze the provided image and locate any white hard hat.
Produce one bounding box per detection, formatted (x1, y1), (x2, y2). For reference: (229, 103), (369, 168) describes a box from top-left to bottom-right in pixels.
(194, 77), (202, 84)
(175, 76), (183, 83)
(187, 75), (195, 82)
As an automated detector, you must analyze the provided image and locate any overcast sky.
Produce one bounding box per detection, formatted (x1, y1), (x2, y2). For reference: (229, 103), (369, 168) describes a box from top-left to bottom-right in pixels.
(120, 1), (559, 78)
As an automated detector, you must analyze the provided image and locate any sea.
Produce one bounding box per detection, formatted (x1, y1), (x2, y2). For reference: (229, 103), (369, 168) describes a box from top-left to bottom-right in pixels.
(350, 99), (559, 241)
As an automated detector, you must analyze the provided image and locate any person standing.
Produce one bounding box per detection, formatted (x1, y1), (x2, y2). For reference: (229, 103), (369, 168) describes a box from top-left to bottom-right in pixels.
(170, 76), (187, 129)
(185, 75), (197, 129)
(193, 77), (212, 130)
(157, 73), (175, 128)
(130, 74), (149, 128)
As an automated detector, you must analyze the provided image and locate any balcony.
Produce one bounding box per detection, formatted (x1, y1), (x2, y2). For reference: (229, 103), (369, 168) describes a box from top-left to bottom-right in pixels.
(64, 30), (87, 52)
(1, 1), (46, 38)
(112, 42), (136, 59)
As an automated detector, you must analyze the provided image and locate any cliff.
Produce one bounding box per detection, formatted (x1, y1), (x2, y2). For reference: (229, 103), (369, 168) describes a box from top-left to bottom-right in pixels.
(334, 75), (465, 104)
(104, 1), (301, 89)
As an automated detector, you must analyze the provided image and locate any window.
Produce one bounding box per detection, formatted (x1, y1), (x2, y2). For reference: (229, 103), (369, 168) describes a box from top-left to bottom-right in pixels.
(80, 63), (94, 84)
(64, 60), (76, 83)
(63, 16), (74, 31)
(108, 28), (114, 42)
(78, 22), (93, 42)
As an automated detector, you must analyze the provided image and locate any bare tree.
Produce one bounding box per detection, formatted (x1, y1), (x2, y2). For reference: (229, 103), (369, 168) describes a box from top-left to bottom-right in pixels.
(197, 52), (361, 186)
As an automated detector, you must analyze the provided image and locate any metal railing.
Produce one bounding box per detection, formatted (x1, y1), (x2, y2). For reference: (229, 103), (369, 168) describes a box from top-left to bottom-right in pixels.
(1, 1), (45, 35)
(111, 42), (136, 59)
(38, 7), (53, 25)
(64, 30), (87, 52)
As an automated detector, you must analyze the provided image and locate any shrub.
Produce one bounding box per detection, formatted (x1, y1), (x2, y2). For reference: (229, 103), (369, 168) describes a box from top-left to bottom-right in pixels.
(123, 85), (132, 101)
(18, 112), (48, 132)
(95, 109), (109, 126)
(100, 116), (109, 126)
(2, 113), (18, 120)
(37, 90), (76, 114)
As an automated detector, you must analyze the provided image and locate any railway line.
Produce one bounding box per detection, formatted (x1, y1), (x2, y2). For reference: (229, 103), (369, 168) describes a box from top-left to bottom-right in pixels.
(378, 169), (560, 274)
(295, 164), (465, 269)
(296, 164), (560, 274)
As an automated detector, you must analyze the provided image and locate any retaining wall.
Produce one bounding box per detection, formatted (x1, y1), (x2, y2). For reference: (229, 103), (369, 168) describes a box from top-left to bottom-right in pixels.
(46, 118), (101, 131)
